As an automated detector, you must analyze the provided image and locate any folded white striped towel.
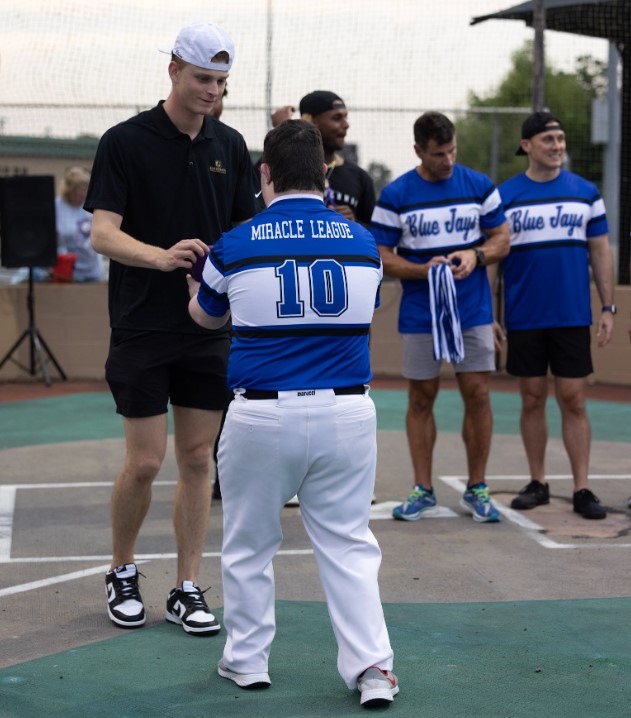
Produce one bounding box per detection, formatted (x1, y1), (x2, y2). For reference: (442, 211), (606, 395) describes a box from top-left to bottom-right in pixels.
(428, 263), (465, 364)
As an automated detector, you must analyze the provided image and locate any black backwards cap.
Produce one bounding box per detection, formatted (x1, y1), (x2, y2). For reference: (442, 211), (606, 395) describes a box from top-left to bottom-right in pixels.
(516, 111), (564, 155)
(299, 91), (346, 121)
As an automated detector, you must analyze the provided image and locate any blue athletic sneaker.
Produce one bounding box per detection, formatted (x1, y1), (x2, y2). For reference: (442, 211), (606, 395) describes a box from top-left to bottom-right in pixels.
(392, 485), (438, 520)
(460, 482), (500, 523)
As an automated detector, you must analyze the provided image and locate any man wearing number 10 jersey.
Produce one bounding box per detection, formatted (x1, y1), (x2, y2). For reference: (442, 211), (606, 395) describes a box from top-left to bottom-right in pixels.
(188, 119), (397, 708)
(194, 146), (382, 393)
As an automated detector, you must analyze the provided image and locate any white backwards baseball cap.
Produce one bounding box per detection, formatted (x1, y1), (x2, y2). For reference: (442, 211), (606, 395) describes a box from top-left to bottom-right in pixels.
(159, 22), (235, 72)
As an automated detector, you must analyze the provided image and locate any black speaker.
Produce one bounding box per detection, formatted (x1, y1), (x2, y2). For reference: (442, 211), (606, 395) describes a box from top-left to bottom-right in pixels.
(0, 175), (57, 268)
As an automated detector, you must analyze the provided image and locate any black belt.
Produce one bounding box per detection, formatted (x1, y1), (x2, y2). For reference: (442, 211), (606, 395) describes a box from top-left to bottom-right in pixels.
(242, 385), (366, 400)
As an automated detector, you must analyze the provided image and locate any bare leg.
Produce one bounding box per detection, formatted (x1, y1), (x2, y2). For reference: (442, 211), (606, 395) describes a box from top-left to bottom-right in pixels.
(111, 414), (168, 568)
(406, 378), (439, 490)
(172, 406), (223, 585)
(554, 376), (591, 491)
(518, 376), (548, 484)
(456, 371), (492, 487)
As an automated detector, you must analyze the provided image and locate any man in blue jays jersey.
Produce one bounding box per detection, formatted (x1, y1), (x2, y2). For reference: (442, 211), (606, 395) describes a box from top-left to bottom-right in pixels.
(495, 112), (615, 520)
(370, 111), (509, 524)
(188, 120), (398, 708)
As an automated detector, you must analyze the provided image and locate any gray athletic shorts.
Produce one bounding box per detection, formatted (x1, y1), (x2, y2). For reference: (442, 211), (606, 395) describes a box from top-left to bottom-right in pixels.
(402, 324), (495, 380)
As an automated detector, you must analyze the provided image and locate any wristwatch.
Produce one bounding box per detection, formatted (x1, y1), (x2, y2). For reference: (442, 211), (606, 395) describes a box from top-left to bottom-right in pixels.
(474, 248), (486, 267)
(601, 305), (617, 314)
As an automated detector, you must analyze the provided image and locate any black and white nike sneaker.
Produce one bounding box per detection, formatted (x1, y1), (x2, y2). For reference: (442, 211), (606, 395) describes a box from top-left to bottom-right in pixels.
(165, 580), (220, 635)
(105, 563), (146, 628)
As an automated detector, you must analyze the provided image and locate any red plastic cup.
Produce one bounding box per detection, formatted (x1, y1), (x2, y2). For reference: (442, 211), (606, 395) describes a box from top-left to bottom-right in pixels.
(52, 253), (77, 283)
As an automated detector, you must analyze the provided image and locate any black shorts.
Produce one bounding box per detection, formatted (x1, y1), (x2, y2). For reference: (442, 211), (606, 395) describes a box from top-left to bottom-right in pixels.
(105, 329), (232, 417)
(506, 326), (593, 378)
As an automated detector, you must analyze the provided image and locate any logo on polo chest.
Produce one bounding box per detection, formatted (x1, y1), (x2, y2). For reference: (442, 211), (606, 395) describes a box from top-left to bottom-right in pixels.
(209, 160), (227, 174)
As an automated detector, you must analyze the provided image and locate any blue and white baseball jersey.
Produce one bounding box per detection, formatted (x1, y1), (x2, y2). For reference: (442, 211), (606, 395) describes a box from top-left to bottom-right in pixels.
(196, 194), (383, 390)
(499, 170), (608, 331)
(370, 164), (506, 333)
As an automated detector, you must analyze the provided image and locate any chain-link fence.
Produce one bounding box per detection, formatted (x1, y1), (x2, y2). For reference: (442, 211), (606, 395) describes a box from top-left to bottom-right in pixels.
(0, 0), (628, 281)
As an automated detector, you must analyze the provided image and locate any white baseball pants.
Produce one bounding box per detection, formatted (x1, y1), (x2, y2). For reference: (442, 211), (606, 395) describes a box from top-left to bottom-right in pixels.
(218, 389), (394, 689)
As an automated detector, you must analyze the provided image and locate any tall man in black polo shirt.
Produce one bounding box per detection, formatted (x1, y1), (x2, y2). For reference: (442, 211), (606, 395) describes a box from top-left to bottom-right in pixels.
(85, 22), (258, 635)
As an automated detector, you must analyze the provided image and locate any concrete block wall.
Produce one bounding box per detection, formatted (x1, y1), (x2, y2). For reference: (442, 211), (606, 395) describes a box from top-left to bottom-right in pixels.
(1, 281), (630, 385)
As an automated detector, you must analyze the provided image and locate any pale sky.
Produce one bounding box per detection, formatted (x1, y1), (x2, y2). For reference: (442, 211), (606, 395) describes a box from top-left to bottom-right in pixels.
(0, 0), (609, 178)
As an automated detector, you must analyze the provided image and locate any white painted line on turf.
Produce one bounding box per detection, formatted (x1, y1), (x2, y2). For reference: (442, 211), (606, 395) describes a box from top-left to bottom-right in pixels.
(370, 501), (458, 520)
(0, 485), (16, 561)
(3, 478), (630, 564)
(0, 550), (316, 595)
(438, 475), (631, 550)
(0, 564), (112, 597)
(1, 548), (314, 565)
(458, 475), (631, 482)
(3, 481), (177, 490)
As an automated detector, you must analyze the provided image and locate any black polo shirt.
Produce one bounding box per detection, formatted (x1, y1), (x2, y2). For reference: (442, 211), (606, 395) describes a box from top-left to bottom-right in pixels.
(85, 102), (258, 333)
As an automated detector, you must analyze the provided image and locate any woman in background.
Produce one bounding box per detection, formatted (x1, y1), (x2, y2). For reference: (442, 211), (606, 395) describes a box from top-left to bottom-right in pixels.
(56, 166), (103, 281)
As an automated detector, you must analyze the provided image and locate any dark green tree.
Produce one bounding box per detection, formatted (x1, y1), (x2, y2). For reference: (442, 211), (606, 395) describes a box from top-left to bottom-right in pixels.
(455, 41), (606, 186)
(367, 161), (392, 199)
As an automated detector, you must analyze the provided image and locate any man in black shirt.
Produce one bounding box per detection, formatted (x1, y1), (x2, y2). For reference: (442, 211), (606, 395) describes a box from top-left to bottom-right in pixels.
(271, 92), (375, 226)
(299, 91), (375, 226)
(85, 21), (257, 635)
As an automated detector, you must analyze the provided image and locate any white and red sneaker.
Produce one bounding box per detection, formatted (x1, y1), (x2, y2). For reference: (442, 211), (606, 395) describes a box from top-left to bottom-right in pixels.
(357, 665), (399, 707)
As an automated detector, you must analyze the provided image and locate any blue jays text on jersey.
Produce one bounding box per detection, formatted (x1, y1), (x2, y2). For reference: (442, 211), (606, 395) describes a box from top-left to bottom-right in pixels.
(510, 204), (584, 236)
(195, 194), (383, 391)
(499, 169), (608, 331)
(405, 207), (478, 242)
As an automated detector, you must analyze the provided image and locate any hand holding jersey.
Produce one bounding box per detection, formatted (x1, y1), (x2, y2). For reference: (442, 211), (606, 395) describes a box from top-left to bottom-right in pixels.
(371, 111), (509, 525)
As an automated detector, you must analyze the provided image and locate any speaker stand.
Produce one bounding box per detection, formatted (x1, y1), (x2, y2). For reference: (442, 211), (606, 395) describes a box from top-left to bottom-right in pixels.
(0, 268), (67, 386)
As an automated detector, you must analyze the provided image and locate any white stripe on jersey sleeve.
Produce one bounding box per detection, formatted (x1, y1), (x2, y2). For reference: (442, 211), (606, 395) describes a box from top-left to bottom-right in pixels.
(371, 205), (402, 231)
(201, 256), (226, 295)
(481, 187), (503, 215)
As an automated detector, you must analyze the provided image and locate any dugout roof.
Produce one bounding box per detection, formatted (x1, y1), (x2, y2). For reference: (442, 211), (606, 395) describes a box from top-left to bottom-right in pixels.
(470, 0), (631, 283)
